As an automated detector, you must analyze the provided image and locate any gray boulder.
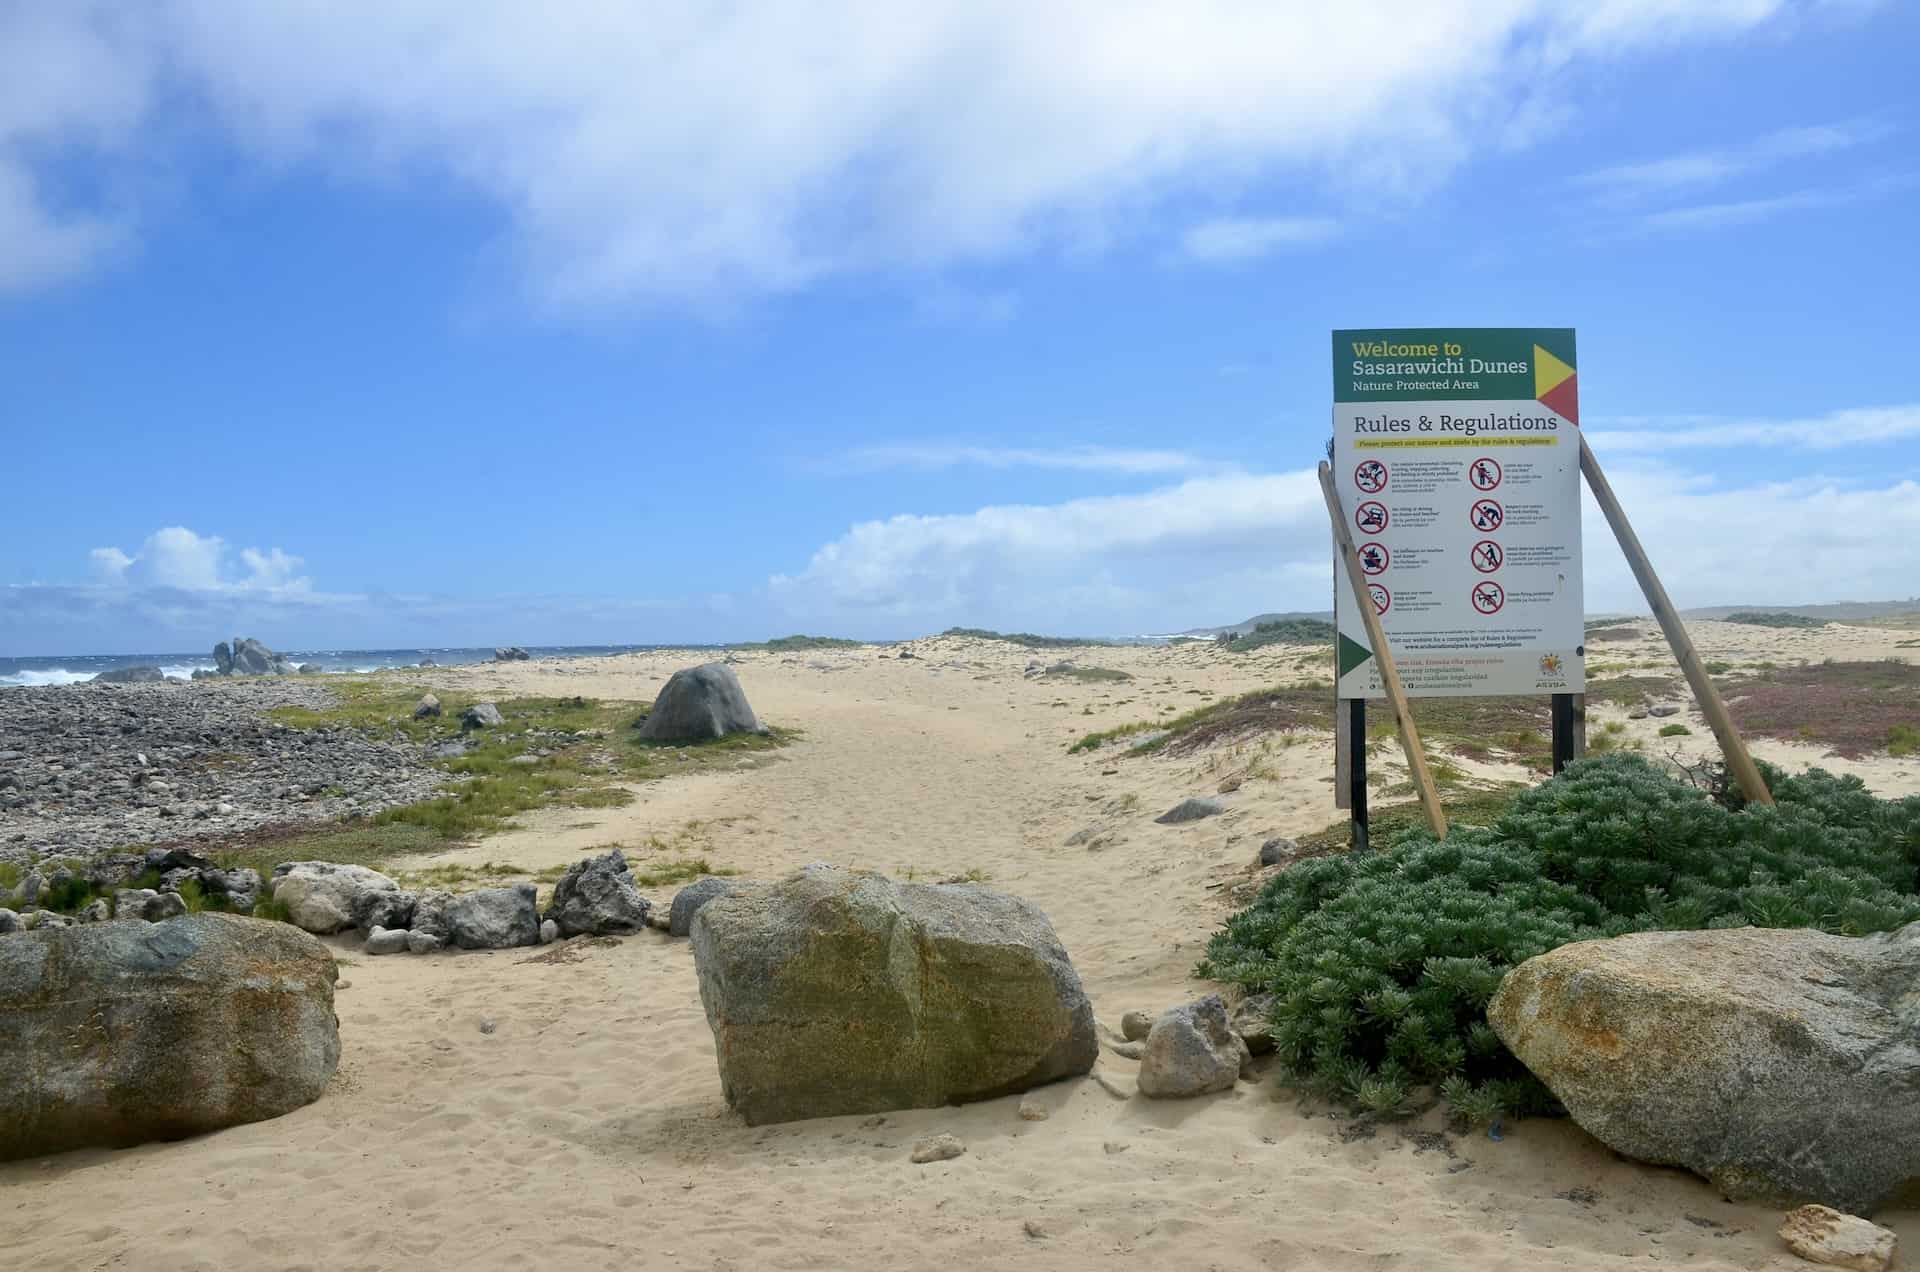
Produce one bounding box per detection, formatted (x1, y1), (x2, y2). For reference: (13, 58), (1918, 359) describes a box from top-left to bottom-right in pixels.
(228, 637), (289, 676)
(409, 890), (454, 943)
(446, 884), (541, 949)
(407, 930), (441, 955)
(668, 876), (744, 937)
(298, 663), (323, 675)
(690, 867), (1096, 1125)
(1489, 922), (1920, 1214)
(0, 912), (338, 1160)
(213, 641), (234, 675)
(350, 888), (417, 934)
(364, 926), (408, 956)
(1155, 797), (1225, 825)
(0, 909), (20, 935)
(201, 867), (262, 914)
(638, 663), (764, 742)
(86, 854), (148, 892)
(493, 646), (531, 661)
(1137, 994), (1249, 1098)
(545, 850), (652, 937)
(270, 862), (400, 936)
(93, 666), (166, 684)
(462, 702), (504, 730)
(413, 694), (442, 720)
(1230, 990), (1277, 1055)
(77, 898), (113, 924)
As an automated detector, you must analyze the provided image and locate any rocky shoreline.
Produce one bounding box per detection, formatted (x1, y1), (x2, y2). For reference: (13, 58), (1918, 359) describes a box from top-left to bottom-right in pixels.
(0, 679), (446, 867)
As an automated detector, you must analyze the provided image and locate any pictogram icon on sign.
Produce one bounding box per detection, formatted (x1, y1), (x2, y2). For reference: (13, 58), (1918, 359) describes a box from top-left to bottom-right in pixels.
(1469, 457), (1502, 491)
(1470, 540), (1503, 573)
(1358, 542), (1390, 575)
(1368, 584), (1391, 615)
(1469, 498), (1504, 532)
(1355, 501), (1389, 533)
(1471, 581), (1506, 615)
(1354, 460), (1389, 494)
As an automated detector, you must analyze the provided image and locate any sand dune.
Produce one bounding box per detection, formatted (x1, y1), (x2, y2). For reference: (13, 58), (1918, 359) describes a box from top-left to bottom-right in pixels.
(5, 627), (1914, 1270)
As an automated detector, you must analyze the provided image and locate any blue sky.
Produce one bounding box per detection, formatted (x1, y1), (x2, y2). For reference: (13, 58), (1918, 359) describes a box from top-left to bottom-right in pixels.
(3, 1), (1919, 655)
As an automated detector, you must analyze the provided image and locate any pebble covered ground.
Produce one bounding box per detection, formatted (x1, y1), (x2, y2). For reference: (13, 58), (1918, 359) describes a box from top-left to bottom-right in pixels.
(0, 679), (446, 866)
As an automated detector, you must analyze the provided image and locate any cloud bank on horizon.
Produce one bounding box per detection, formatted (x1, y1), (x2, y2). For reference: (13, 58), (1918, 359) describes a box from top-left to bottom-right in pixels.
(0, 0), (1863, 305)
(8, 404), (1919, 651)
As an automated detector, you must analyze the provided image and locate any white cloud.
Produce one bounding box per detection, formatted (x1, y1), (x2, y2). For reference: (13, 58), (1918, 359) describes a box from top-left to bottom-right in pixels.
(839, 443), (1216, 476)
(89, 527), (309, 593)
(0, 1), (1828, 303)
(1590, 404), (1920, 452)
(1176, 215), (1340, 264)
(1573, 119), (1886, 199)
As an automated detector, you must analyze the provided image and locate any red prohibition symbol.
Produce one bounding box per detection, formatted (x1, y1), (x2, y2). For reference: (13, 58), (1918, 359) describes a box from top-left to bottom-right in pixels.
(1470, 539), (1503, 573)
(1354, 460), (1389, 494)
(1355, 501), (1390, 534)
(1358, 542), (1390, 575)
(1471, 581), (1506, 615)
(1469, 457), (1502, 491)
(1368, 584), (1391, 615)
(1469, 498), (1504, 532)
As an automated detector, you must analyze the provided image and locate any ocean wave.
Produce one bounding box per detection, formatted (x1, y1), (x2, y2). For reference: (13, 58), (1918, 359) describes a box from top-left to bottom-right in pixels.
(2, 668), (98, 686)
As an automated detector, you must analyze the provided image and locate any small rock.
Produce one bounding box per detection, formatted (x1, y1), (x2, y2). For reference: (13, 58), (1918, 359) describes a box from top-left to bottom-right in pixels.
(364, 926), (408, 955)
(1138, 994), (1249, 1099)
(1649, 704), (1683, 718)
(1217, 775), (1244, 794)
(1154, 797), (1224, 825)
(414, 694), (442, 720)
(462, 702), (504, 730)
(1120, 1009), (1154, 1041)
(1102, 1140), (1130, 1155)
(1778, 1205), (1896, 1271)
(0, 909), (21, 934)
(540, 918), (559, 945)
(910, 1133), (965, 1164)
(1022, 1219), (1050, 1240)
(335, 980), (351, 990)
(1017, 1096), (1049, 1122)
(406, 930), (441, 955)
(1230, 990), (1277, 1055)
(1257, 837), (1296, 867)
(1628, 708), (1650, 720)
(479, 1018), (497, 1035)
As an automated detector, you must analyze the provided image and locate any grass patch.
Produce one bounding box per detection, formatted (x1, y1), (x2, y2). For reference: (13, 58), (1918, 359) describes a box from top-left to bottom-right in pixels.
(1718, 660), (1920, 758)
(1724, 611), (1828, 629)
(1584, 626), (1640, 642)
(755, 635), (863, 651)
(1050, 665), (1132, 683)
(1892, 724), (1920, 758)
(942, 626), (1104, 649)
(1658, 723), (1693, 737)
(629, 857), (739, 888)
(1218, 618), (1336, 653)
(1586, 675), (1677, 707)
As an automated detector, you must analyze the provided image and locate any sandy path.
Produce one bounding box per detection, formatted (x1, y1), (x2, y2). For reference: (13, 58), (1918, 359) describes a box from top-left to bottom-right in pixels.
(4, 632), (1913, 1269)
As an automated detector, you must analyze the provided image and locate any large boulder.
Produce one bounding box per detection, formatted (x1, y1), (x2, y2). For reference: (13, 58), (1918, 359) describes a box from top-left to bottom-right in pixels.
(669, 876), (745, 938)
(1489, 923), (1920, 1214)
(269, 862), (400, 936)
(213, 641), (234, 675)
(93, 665), (166, 684)
(638, 663), (764, 742)
(545, 850), (652, 936)
(690, 867), (1096, 1125)
(446, 885), (541, 949)
(462, 702), (504, 730)
(493, 646), (531, 661)
(0, 913), (339, 1160)
(1137, 994), (1249, 1098)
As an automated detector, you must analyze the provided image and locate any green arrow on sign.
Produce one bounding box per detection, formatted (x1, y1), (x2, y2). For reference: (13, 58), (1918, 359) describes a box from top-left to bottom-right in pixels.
(1337, 633), (1373, 678)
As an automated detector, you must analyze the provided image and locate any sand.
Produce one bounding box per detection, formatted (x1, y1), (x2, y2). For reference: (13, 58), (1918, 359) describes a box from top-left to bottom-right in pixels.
(5, 625), (1915, 1270)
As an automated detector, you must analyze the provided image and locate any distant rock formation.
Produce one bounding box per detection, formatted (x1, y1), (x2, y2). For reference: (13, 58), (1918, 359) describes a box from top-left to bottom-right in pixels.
(493, 646), (531, 662)
(92, 666), (166, 684)
(209, 637), (294, 676)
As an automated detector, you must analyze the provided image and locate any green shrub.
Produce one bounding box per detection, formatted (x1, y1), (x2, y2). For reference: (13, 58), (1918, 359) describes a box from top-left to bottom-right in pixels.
(1199, 755), (1920, 1123)
(1891, 724), (1920, 758)
(1658, 723), (1692, 737)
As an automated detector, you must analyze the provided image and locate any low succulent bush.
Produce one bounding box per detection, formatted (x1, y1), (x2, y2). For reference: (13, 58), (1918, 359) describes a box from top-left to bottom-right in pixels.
(1199, 754), (1920, 1123)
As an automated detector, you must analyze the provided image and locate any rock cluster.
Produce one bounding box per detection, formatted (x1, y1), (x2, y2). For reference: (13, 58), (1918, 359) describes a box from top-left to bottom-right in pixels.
(493, 646), (532, 661)
(205, 636), (298, 677)
(0, 678), (445, 865)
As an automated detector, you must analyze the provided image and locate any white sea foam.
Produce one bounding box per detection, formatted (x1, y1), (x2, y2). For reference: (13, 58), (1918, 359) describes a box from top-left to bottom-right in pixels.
(1, 668), (97, 686)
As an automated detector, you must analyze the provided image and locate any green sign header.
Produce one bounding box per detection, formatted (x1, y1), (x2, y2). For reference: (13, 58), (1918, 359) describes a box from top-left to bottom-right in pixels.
(1333, 328), (1576, 405)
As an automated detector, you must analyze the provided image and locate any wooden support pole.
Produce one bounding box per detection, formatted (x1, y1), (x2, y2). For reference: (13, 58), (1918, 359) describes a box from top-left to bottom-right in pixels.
(1348, 697), (1370, 852)
(1319, 461), (1449, 839)
(1577, 436), (1773, 806)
